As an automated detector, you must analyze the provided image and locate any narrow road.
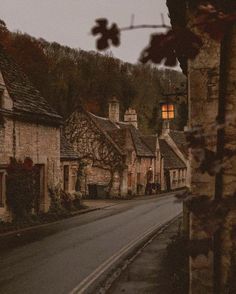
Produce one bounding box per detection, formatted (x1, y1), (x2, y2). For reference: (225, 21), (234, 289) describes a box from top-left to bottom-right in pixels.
(0, 193), (182, 294)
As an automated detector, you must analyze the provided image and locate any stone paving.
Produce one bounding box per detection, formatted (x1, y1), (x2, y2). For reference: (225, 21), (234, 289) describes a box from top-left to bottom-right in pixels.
(106, 218), (182, 294)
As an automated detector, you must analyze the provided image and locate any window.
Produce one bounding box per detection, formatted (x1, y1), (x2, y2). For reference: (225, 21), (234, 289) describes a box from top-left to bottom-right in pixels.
(71, 168), (77, 191)
(161, 104), (175, 120)
(34, 164), (45, 214)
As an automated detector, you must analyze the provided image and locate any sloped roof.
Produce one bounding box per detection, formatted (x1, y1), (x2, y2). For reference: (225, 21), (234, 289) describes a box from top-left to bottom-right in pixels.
(60, 135), (79, 160)
(86, 111), (154, 157)
(88, 112), (117, 132)
(169, 130), (188, 158)
(141, 135), (158, 154)
(118, 123), (154, 157)
(0, 47), (62, 125)
(159, 139), (186, 169)
(107, 128), (127, 151)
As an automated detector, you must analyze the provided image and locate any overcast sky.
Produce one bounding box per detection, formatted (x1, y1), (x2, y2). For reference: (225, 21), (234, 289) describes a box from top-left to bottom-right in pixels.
(0, 0), (170, 64)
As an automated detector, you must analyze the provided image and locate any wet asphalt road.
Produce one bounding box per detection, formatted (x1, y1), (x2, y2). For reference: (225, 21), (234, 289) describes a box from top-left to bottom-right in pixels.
(0, 194), (182, 294)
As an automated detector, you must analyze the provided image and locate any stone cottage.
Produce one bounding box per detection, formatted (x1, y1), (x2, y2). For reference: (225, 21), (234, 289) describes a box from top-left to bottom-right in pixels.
(65, 98), (158, 198)
(0, 46), (62, 221)
(160, 124), (190, 190)
(141, 134), (164, 191)
(159, 138), (187, 190)
(167, 1), (236, 293)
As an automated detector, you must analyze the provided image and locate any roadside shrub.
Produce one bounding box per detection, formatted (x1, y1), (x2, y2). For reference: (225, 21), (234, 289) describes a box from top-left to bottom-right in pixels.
(6, 157), (38, 221)
(73, 191), (82, 209)
(48, 185), (63, 213)
(48, 185), (82, 213)
(60, 190), (74, 211)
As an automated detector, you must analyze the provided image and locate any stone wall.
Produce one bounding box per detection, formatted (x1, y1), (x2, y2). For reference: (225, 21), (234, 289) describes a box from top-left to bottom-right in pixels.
(188, 28), (220, 293)
(0, 117), (61, 220)
(188, 16), (236, 294)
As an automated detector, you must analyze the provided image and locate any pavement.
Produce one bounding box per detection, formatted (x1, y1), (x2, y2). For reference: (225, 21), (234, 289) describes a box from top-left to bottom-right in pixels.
(103, 217), (182, 294)
(0, 192), (182, 294)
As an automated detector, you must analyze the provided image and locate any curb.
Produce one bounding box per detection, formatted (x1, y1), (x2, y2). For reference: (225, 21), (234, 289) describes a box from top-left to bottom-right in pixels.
(0, 206), (102, 238)
(100, 214), (182, 294)
(69, 213), (182, 294)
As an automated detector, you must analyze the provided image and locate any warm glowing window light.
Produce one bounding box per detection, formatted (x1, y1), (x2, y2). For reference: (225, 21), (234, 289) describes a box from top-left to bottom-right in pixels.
(161, 104), (175, 120)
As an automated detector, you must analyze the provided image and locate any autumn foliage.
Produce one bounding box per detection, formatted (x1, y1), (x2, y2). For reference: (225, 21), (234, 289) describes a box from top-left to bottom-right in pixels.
(92, 2), (236, 66)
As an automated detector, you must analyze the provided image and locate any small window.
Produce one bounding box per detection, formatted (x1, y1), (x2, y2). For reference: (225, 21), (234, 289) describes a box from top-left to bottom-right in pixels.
(71, 168), (77, 191)
(162, 104), (175, 120)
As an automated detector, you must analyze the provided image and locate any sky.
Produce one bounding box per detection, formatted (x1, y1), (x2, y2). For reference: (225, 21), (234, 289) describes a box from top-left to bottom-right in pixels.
(0, 0), (170, 64)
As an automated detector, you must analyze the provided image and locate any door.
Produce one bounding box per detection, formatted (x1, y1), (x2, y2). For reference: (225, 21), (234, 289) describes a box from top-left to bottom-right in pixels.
(35, 164), (45, 214)
(165, 170), (171, 191)
(63, 165), (69, 192)
(128, 172), (132, 188)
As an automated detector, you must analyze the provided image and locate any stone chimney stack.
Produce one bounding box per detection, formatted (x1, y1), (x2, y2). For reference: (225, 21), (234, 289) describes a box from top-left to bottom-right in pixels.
(161, 120), (170, 136)
(124, 108), (138, 128)
(108, 97), (120, 123)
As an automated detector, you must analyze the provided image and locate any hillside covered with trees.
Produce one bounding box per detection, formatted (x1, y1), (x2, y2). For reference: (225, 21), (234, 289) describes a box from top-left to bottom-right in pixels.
(0, 20), (186, 134)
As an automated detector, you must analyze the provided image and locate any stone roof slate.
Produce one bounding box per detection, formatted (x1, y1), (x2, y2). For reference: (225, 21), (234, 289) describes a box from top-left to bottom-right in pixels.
(141, 135), (158, 154)
(159, 139), (186, 169)
(118, 123), (154, 157)
(0, 47), (62, 125)
(169, 130), (188, 158)
(60, 135), (79, 160)
(87, 112), (154, 157)
(88, 112), (117, 132)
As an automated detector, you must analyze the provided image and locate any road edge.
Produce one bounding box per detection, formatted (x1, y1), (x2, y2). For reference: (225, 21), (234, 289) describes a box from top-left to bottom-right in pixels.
(68, 213), (183, 294)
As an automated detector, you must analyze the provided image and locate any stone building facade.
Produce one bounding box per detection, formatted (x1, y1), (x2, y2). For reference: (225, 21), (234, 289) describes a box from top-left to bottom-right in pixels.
(0, 47), (62, 221)
(167, 1), (236, 293)
(60, 135), (79, 194)
(65, 99), (158, 198)
(160, 125), (190, 191)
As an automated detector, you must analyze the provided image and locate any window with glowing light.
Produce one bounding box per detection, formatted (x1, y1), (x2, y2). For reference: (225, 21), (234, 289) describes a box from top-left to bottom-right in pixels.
(161, 104), (175, 120)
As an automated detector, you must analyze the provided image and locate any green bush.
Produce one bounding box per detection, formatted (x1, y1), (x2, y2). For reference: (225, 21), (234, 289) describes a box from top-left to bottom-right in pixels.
(6, 157), (38, 221)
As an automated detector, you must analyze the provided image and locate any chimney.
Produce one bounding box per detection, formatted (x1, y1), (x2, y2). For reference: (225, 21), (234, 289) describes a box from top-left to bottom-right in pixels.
(108, 97), (120, 122)
(124, 108), (138, 128)
(162, 120), (170, 136)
